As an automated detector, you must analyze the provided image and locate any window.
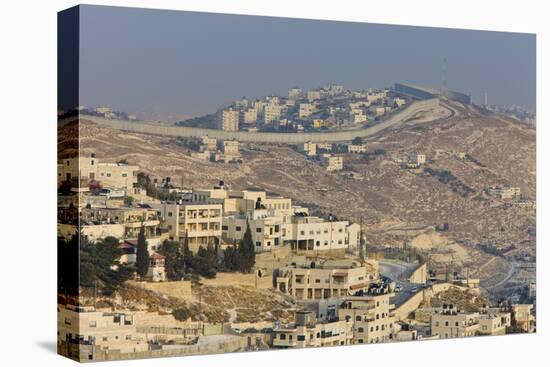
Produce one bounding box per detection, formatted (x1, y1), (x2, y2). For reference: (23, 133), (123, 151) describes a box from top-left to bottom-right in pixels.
(275, 225), (280, 233)
(297, 335), (305, 341)
(358, 339), (364, 343)
(222, 225), (228, 231)
(256, 242), (261, 247)
(445, 321), (449, 327)
(89, 321), (97, 328)
(356, 316), (362, 321)
(64, 318), (71, 326)
(102, 337), (108, 342)
(122, 173), (128, 177)
(300, 230), (305, 235)
(167, 212), (173, 217)
(289, 335), (293, 341)
(236, 226), (241, 231)
(358, 327), (364, 333)
(316, 241), (320, 247)
(315, 279), (321, 283)
(125, 335), (132, 340)
(256, 228), (262, 233)
(455, 322), (459, 327)
(435, 321), (439, 327)
(280, 334), (286, 340)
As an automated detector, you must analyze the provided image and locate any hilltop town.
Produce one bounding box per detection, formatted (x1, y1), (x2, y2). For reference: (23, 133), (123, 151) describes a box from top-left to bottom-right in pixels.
(58, 83), (536, 361)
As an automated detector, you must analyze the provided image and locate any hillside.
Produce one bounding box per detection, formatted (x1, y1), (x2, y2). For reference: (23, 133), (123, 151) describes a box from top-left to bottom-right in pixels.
(76, 100), (535, 294)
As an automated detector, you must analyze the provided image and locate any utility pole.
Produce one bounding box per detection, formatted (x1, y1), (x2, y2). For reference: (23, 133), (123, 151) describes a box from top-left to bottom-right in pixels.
(359, 216), (365, 264)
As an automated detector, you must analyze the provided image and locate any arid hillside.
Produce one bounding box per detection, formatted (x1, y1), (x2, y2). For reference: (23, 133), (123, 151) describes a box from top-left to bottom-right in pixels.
(77, 100), (535, 292)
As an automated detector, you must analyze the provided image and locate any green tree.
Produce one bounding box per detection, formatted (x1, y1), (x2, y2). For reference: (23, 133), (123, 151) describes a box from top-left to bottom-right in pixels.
(223, 243), (239, 271)
(182, 230), (192, 272)
(136, 226), (150, 279)
(158, 239), (185, 281)
(191, 246), (217, 278)
(352, 136), (363, 145)
(79, 236), (133, 295)
(238, 221), (256, 273)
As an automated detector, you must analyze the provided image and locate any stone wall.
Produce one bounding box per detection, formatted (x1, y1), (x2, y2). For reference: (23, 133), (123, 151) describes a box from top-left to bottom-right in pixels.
(129, 280), (193, 300)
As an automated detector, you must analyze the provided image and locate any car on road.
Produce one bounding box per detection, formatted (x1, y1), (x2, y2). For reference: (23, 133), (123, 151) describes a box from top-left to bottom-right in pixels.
(395, 285), (402, 292)
(411, 287), (419, 293)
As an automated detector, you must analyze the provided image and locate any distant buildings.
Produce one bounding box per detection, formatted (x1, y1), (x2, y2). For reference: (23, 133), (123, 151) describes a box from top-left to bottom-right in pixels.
(288, 88), (303, 101)
(299, 103), (315, 118)
(263, 104), (282, 125)
(307, 90), (321, 102)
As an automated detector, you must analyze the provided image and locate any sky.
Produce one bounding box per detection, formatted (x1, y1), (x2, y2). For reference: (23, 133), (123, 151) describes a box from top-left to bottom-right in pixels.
(78, 5), (536, 121)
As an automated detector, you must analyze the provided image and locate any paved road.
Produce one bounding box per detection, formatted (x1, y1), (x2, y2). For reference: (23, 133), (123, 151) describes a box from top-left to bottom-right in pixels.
(378, 259), (422, 306)
(75, 98), (440, 144)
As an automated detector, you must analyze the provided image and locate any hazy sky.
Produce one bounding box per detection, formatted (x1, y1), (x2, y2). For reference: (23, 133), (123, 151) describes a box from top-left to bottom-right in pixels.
(79, 5), (536, 121)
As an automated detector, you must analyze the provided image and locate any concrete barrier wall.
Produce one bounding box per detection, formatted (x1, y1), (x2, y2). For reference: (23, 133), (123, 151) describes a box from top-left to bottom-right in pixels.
(393, 282), (455, 320)
(408, 262), (428, 284)
(80, 99), (439, 144)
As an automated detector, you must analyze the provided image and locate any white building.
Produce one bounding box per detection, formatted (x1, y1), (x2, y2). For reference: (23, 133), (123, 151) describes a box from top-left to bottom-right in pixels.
(217, 108), (239, 131)
(299, 103), (316, 118)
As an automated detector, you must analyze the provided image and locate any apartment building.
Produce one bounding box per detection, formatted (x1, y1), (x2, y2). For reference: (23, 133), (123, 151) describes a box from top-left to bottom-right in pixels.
(58, 154), (138, 190)
(80, 206), (161, 239)
(217, 108), (239, 131)
(276, 260), (375, 300)
(431, 307), (480, 339)
(200, 135), (217, 152)
(307, 90), (321, 102)
(338, 293), (396, 344)
(222, 209), (283, 252)
(478, 312), (511, 336)
(350, 109), (367, 124)
(273, 311), (353, 348)
(288, 88), (303, 100)
(299, 103), (315, 118)
(287, 215), (359, 252)
(58, 305), (148, 361)
(239, 107), (258, 124)
(320, 155), (344, 171)
(155, 202), (222, 252)
(222, 140), (241, 161)
(513, 304), (535, 333)
(300, 141), (317, 156)
(263, 104), (282, 124)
